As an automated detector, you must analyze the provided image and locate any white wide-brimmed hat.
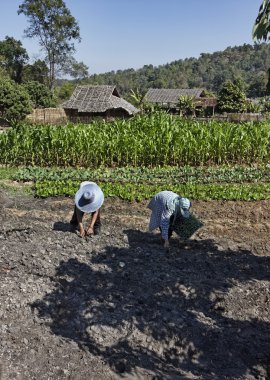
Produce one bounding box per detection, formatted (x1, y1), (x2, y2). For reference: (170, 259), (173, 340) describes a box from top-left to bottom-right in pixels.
(75, 182), (104, 213)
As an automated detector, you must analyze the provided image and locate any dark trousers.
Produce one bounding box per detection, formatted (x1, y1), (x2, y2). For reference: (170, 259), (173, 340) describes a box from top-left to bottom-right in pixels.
(159, 215), (174, 240)
(70, 206), (101, 234)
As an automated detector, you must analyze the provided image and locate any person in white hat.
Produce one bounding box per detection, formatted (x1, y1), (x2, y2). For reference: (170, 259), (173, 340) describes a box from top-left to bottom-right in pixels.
(70, 181), (104, 238)
(147, 190), (191, 251)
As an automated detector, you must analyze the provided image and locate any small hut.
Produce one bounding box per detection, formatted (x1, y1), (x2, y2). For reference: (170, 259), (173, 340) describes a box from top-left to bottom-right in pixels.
(62, 85), (139, 122)
(144, 88), (217, 115)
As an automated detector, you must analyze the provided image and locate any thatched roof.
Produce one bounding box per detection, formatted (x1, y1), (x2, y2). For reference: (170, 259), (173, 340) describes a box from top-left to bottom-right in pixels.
(62, 85), (139, 115)
(144, 88), (206, 103)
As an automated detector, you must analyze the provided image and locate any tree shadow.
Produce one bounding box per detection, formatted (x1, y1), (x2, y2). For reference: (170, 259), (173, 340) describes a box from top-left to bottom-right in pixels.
(31, 229), (270, 379)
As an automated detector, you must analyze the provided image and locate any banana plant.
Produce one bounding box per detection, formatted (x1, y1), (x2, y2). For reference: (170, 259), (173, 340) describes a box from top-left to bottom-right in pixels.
(178, 95), (196, 117)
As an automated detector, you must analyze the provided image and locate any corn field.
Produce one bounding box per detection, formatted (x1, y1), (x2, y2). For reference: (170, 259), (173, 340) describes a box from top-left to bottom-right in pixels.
(1, 112), (270, 167)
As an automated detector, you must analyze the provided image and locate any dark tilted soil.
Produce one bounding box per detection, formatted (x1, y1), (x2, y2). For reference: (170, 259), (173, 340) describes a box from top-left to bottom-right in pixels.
(0, 190), (270, 380)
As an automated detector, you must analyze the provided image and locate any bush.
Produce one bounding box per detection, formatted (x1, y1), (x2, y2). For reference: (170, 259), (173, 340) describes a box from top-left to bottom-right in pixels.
(23, 81), (56, 108)
(218, 80), (247, 113)
(0, 78), (32, 125)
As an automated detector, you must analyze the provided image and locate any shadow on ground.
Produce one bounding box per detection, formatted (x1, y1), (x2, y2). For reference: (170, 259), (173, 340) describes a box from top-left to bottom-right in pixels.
(53, 221), (74, 233)
(31, 229), (270, 379)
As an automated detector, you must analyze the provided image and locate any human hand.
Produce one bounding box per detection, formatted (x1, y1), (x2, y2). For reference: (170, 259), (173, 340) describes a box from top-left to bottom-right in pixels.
(86, 226), (94, 236)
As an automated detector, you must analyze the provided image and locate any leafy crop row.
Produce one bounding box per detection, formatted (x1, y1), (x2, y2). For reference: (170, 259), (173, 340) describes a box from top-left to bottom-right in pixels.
(1, 112), (270, 167)
(13, 164), (270, 184)
(35, 180), (270, 201)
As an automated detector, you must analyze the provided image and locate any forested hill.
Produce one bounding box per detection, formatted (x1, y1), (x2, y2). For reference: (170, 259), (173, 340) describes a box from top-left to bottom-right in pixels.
(83, 43), (270, 99)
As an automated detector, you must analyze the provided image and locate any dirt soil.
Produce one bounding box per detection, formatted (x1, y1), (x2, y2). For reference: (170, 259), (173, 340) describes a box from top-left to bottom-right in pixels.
(0, 190), (270, 380)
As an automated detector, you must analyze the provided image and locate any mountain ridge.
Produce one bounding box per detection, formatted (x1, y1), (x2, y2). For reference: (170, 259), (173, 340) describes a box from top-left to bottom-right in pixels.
(81, 43), (270, 99)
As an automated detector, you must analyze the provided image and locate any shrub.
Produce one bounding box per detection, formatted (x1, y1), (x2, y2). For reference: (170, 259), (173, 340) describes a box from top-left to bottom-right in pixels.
(23, 81), (56, 108)
(0, 78), (32, 125)
(218, 80), (247, 113)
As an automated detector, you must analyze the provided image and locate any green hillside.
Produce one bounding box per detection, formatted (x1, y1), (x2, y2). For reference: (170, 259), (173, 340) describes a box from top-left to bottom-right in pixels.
(81, 43), (270, 99)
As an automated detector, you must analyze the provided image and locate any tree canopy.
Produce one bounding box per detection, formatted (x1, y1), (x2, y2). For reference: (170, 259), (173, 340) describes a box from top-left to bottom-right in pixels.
(0, 79), (32, 125)
(218, 80), (247, 113)
(253, 0), (270, 41)
(252, 1), (270, 95)
(22, 59), (49, 85)
(83, 44), (270, 99)
(23, 81), (56, 108)
(18, 0), (81, 90)
(0, 36), (29, 83)
(61, 56), (89, 80)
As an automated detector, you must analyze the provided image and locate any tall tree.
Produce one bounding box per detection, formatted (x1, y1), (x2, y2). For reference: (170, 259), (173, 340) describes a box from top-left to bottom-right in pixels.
(61, 56), (89, 80)
(18, 0), (81, 90)
(0, 36), (29, 83)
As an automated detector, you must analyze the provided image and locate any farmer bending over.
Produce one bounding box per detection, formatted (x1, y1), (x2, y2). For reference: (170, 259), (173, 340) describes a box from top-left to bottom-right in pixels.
(70, 181), (104, 238)
(147, 190), (191, 251)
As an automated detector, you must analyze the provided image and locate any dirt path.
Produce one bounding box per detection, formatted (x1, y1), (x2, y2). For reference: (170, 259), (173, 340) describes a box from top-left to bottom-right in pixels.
(0, 191), (270, 379)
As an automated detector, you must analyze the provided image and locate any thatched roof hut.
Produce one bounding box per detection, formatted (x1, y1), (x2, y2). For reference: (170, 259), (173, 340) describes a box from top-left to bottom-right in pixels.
(144, 88), (206, 103)
(144, 88), (217, 115)
(62, 85), (139, 121)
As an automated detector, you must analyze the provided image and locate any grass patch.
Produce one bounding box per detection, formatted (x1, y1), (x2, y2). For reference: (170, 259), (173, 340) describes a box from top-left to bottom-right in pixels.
(0, 166), (18, 180)
(0, 167), (33, 196)
(0, 180), (33, 196)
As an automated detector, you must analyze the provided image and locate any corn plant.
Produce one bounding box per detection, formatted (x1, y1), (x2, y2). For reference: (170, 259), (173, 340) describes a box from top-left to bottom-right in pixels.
(1, 112), (270, 167)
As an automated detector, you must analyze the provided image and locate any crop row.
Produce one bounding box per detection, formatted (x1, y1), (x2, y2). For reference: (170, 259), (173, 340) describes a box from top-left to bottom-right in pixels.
(13, 164), (270, 184)
(35, 180), (270, 201)
(1, 112), (270, 167)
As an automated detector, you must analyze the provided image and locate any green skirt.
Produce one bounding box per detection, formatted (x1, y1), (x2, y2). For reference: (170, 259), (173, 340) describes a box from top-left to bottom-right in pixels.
(173, 213), (203, 240)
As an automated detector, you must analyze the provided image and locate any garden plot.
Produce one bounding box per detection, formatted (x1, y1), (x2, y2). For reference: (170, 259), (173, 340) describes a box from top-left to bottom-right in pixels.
(0, 192), (269, 380)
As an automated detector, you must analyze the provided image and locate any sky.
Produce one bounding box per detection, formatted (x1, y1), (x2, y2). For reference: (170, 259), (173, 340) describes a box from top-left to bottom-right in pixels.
(0, 0), (264, 75)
